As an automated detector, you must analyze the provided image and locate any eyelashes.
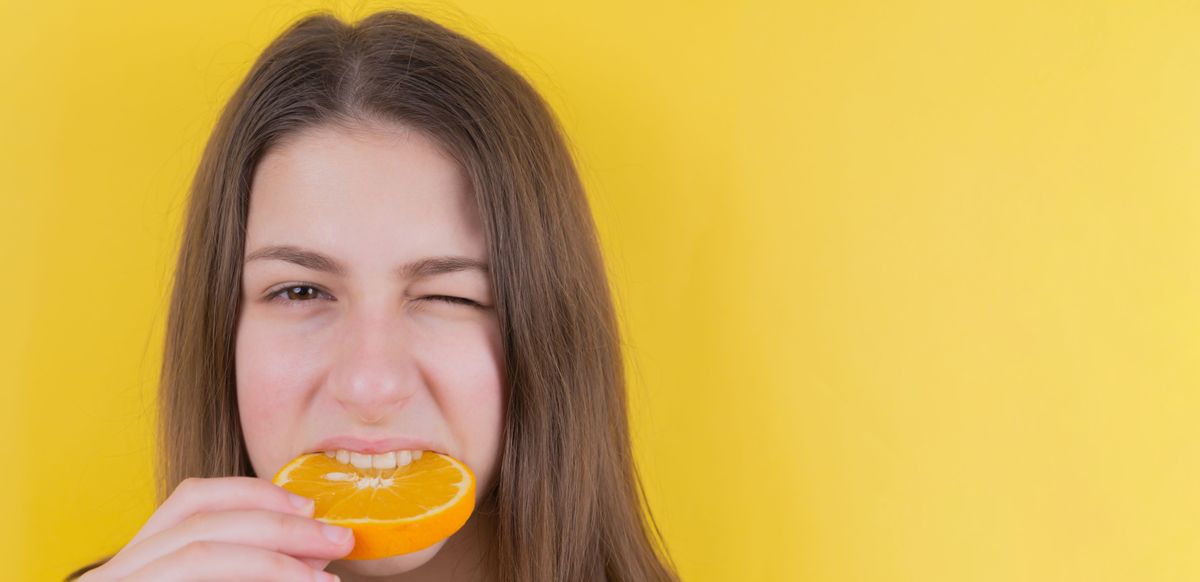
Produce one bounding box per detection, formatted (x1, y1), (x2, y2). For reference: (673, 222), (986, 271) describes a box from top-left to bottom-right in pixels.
(424, 295), (483, 308)
(265, 284), (332, 305)
(264, 284), (484, 309)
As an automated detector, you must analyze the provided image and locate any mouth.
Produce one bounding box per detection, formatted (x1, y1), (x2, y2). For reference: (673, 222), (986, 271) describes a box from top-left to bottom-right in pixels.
(305, 435), (449, 471)
(319, 449), (426, 470)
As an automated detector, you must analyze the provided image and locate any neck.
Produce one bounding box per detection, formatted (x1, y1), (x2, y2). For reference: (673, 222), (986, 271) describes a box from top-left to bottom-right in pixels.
(327, 508), (498, 582)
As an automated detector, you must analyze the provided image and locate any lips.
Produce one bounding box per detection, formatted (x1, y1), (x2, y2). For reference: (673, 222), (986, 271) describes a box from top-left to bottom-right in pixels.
(305, 435), (448, 456)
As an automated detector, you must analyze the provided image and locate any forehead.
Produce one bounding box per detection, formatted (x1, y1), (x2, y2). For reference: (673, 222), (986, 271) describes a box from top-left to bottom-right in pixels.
(245, 122), (485, 270)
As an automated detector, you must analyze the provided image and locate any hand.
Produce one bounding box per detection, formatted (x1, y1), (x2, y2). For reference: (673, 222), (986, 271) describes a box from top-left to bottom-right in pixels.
(80, 476), (352, 581)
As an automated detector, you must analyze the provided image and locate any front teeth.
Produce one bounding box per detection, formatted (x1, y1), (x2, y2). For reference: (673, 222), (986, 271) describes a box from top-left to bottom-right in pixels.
(372, 451), (396, 469)
(322, 449), (426, 470)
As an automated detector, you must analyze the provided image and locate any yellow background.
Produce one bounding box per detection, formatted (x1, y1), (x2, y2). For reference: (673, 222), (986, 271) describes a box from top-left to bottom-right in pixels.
(3, 1), (1199, 580)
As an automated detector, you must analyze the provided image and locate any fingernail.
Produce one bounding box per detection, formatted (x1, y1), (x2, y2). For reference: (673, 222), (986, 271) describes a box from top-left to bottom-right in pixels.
(289, 493), (315, 513)
(313, 571), (339, 582)
(322, 524), (353, 544)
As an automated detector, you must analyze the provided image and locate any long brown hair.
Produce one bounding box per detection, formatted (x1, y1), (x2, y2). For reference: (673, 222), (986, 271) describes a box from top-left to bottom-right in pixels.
(68, 9), (677, 582)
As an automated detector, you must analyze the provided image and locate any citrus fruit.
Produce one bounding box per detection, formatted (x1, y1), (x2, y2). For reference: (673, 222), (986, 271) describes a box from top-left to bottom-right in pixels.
(271, 451), (476, 560)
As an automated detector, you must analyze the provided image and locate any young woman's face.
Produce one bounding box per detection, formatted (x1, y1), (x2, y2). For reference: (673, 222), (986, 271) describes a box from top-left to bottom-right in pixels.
(235, 121), (505, 574)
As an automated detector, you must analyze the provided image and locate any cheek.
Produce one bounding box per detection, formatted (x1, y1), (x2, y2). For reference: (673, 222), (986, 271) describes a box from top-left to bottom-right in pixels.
(235, 315), (325, 475)
(420, 316), (506, 492)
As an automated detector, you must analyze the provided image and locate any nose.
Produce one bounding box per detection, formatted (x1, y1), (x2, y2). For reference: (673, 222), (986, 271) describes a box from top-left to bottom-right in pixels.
(328, 305), (420, 424)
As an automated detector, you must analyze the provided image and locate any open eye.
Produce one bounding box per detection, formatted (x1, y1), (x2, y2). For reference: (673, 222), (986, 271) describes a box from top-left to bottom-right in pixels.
(266, 284), (332, 305)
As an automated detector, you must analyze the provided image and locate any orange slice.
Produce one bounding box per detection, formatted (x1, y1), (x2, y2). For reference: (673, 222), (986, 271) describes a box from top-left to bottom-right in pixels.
(271, 451), (476, 560)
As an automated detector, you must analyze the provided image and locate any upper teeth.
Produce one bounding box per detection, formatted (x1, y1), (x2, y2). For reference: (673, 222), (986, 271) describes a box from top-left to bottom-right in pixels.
(323, 449), (425, 470)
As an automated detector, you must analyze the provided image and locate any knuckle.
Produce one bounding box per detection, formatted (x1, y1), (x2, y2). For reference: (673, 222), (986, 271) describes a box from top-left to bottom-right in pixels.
(173, 477), (201, 497)
(177, 540), (216, 562)
(267, 551), (296, 573)
(271, 510), (297, 535)
(179, 509), (212, 531)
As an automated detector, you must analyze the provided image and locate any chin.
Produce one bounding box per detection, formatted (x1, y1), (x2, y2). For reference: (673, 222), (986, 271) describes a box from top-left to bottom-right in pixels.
(331, 539), (448, 576)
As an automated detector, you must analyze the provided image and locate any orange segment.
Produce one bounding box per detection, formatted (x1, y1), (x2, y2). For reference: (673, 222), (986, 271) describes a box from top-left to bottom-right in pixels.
(272, 451), (475, 560)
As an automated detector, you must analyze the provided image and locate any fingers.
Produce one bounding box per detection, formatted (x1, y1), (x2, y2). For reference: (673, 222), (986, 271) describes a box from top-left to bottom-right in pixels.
(126, 477), (315, 548)
(100, 509), (353, 579)
(122, 541), (338, 581)
(301, 557), (334, 571)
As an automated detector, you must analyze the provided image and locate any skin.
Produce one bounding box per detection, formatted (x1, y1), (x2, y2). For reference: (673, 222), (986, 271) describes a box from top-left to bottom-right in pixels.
(235, 120), (506, 580)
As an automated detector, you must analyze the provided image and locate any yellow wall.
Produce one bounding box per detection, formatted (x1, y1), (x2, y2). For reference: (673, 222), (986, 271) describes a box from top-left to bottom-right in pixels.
(5, 1), (1199, 580)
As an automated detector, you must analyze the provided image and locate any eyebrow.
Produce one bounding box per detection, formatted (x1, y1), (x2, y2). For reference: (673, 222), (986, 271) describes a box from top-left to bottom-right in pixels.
(244, 244), (488, 279)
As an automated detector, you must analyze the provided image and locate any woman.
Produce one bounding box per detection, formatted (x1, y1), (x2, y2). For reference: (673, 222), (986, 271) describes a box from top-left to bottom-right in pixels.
(69, 10), (678, 582)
